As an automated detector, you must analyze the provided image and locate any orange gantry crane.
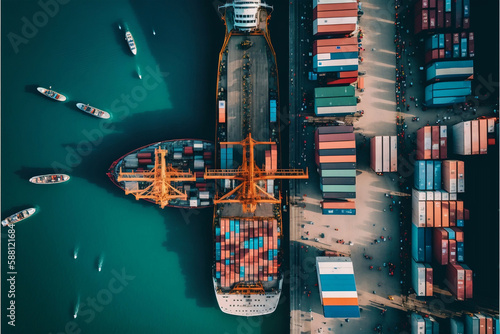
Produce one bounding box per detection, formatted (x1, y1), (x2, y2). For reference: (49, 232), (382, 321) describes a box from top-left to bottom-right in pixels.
(204, 133), (308, 213)
(117, 148), (196, 208)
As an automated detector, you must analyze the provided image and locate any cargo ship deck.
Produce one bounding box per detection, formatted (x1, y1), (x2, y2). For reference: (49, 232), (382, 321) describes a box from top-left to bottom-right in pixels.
(213, 1), (283, 316)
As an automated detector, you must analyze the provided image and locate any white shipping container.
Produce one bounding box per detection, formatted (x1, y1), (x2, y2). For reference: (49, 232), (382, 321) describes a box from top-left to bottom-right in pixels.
(463, 122), (471, 155)
(412, 188), (427, 201)
(390, 136), (397, 172)
(450, 193), (457, 201)
(382, 136), (390, 173)
(412, 198), (426, 227)
(435, 67), (474, 77)
(487, 118), (495, 133)
(267, 180), (274, 194)
(316, 53), (331, 60)
(219, 100), (226, 109)
(124, 153), (138, 160)
(440, 125), (448, 138)
(434, 191), (442, 201)
(453, 122), (472, 155)
(316, 17), (358, 26)
(412, 260), (426, 297)
(441, 190), (449, 201)
(199, 191), (210, 200)
(374, 136), (382, 173)
(123, 181), (139, 191)
(411, 313), (426, 334)
(316, 105), (357, 115)
(317, 58), (359, 67)
(194, 160), (205, 169)
(424, 128), (432, 150)
(426, 191), (434, 201)
(173, 152), (183, 160)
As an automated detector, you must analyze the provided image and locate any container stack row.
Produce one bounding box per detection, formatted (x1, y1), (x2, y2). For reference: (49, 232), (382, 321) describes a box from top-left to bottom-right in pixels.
(414, 160), (464, 193)
(426, 60), (473, 82)
(370, 136), (398, 173)
(414, 0), (470, 34)
(314, 86), (357, 116)
(445, 263), (473, 301)
(321, 200), (356, 215)
(312, 38), (359, 76)
(432, 227), (465, 264)
(457, 313), (500, 334)
(316, 257), (360, 318)
(411, 313), (440, 333)
(424, 81), (472, 107)
(215, 218), (279, 289)
(412, 193), (465, 228)
(452, 119), (496, 155)
(411, 258), (434, 297)
(424, 32), (474, 64)
(313, 0), (359, 36)
(315, 126), (356, 202)
(416, 125), (447, 160)
(220, 144), (234, 169)
(264, 144), (278, 194)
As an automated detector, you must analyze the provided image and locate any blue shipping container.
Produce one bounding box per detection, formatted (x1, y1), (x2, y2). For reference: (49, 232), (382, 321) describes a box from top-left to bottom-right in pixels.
(426, 96), (466, 106)
(457, 242), (464, 262)
(424, 318), (433, 334)
(465, 315), (479, 334)
(425, 228), (433, 263)
(461, 38), (467, 58)
(324, 305), (360, 318)
(432, 88), (471, 98)
(319, 274), (357, 291)
(445, 0), (451, 11)
(445, 50), (452, 58)
(412, 224), (425, 262)
(415, 161), (426, 191)
(434, 161), (442, 190)
(444, 227), (455, 239)
(314, 65), (359, 73)
(426, 35), (439, 51)
(439, 34), (445, 49)
(322, 209), (356, 215)
(453, 45), (460, 58)
(463, 0), (470, 17)
(432, 81), (471, 90)
(426, 161), (434, 190)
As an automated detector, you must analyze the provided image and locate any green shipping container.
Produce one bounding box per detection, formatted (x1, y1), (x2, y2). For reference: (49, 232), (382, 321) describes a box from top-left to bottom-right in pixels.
(320, 185), (356, 192)
(314, 86), (355, 99)
(321, 169), (357, 177)
(315, 97), (357, 107)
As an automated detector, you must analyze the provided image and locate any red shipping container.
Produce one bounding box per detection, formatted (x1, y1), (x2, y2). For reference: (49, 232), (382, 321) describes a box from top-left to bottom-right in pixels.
(326, 77), (358, 85)
(339, 70), (359, 78)
(456, 201), (464, 221)
(426, 201), (434, 227)
(449, 239), (457, 264)
(445, 33), (452, 51)
(453, 33), (460, 44)
(434, 201), (442, 227)
(425, 266), (434, 296)
(445, 12), (452, 27)
(138, 159), (152, 165)
(315, 3), (358, 11)
(137, 152), (152, 159)
(432, 126), (440, 159)
(440, 137), (448, 159)
(468, 32), (475, 57)
(313, 8), (359, 19)
(442, 201), (450, 227)
(479, 315), (486, 334)
(439, 49), (445, 59)
(437, 0), (444, 27)
(429, 9), (436, 28)
(451, 227), (464, 242)
(463, 17), (470, 29)
(449, 201), (457, 226)
(318, 133), (355, 142)
(429, 0), (436, 7)
(433, 228), (448, 264)
(471, 120), (480, 155)
(486, 317), (493, 333)
(425, 49), (439, 64)
(479, 119), (488, 154)
(183, 146), (193, 155)
(464, 209), (470, 220)
(446, 264), (465, 300)
(314, 37), (358, 47)
(315, 24), (357, 35)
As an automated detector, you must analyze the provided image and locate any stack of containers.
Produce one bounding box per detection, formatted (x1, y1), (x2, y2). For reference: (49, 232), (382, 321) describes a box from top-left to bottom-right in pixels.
(313, 0), (358, 36)
(450, 318), (465, 334)
(413, 160), (443, 191)
(316, 257), (360, 318)
(452, 119), (490, 155)
(370, 136), (398, 173)
(424, 34), (446, 64)
(433, 227), (465, 264)
(270, 100), (277, 122)
(264, 145), (278, 194)
(315, 126), (356, 201)
(445, 263), (474, 301)
(426, 60), (474, 82)
(216, 218), (279, 289)
(464, 313), (498, 334)
(321, 200), (356, 215)
(416, 125), (448, 160)
(415, 0), (470, 33)
(413, 314), (440, 333)
(218, 100), (226, 123)
(312, 38), (359, 75)
(314, 87), (357, 116)
(424, 81), (472, 106)
(442, 160), (465, 193)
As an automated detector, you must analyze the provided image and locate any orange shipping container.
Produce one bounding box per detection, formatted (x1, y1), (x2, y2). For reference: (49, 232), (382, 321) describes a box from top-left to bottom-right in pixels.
(479, 119), (488, 154)
(339, 70), (359, 78)
(471, 120), (479, 155)
(442, 201), (450, 227)
(426, 201), (434, 227)
(322, 200), (356, 209)
(315, 37), (358, 47)
(219, 109), (226, 123)
(318, 141), (356, 149)
(315, 3), (358, 11)
(322, 298), (359, 306)
(358, 77), (364, 90)
(449, 201), (456, 226)
(434, 201), (442, 227)
(316, 24), (357, 35)
(319, 155), (357, 163)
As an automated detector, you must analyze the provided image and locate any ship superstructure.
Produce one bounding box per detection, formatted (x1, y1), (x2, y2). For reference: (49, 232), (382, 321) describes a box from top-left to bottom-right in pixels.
(210, 1), (308, 316)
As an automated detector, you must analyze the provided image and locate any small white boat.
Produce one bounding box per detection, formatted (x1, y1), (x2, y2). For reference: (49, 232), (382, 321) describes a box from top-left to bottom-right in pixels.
(73, 246), (79, 259)
(74, 296), (80, 319)
(2, 208), (36, 227)
(98, 255), (104, 272)
(118, 24), (122, 30)
(37, 87), (67, 101)
(29, 174), (70, 184)
(152, 28), (156, 35)
(125, 31), (137, 55)
(76, 103), (110, 119)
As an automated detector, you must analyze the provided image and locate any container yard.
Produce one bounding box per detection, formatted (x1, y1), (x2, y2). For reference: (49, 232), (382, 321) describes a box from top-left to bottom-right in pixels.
(288, 0), (499, 331)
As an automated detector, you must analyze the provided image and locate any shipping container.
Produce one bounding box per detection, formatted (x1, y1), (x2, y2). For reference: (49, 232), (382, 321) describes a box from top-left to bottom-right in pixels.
(413, 196), (426, 227)
(219, 100), (226, 123)
(461, 264), (473, 299)
(321, 200), (356, 209)
(322, 208), (356, 215)
(314, 86), (355, 98)
(370, 136), (382, 173)
(442, 160), (457, 193)
(426, 60), (474, 82)
(339, 70), (359, 78)
(382, 136), (390, 172)
(446, 264), (465, 300)
(321, 177), (356, 185)
(442, 201), (450, 227)
(320, 184), (356, 193)
(426, 201), (434, 227)
(457, 161), (464, 193)
(412, 258), (426, 296)
(425, 228), (433, 262)
(321, 169), (357, 177)
(465, 314), (480, 334)
(320, 162), (356, 169)
(317, 133), (356, 142)
(437, 0), (444, 27)
(313, 8), (359, 19)
(313, 0), (358, 9)
(440, 125), (448, 159)
(412, 224), (425, 262)
(468, 32), (475, 57)
(434, 228), (448, 264)
(479, 118), (488, 154)
(425, 263), (433, 296)
(412, 313), (426, 334)
(434, 161), (442, 190)
(390, 136), (397, 172)
(415, 161), (426, 190)
(432, 126), (440, 159)
(323, 192), (356, 199)
(471, 120), (480, 155)
(450, 318), (465, 334)
(426, 161), (434, 190)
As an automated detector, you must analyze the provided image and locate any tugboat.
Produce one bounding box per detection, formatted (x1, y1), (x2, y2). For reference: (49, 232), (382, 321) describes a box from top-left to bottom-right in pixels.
(76, 103), (111, 119)
(125, 31), (137, 55)
(37, 87), (67, 101)
(29, 174), (70, 184)
(2, 208), (36, 227)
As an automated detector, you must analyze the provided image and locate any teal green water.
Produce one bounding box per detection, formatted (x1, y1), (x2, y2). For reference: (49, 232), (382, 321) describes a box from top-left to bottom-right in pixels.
(1, 0), (288, 333)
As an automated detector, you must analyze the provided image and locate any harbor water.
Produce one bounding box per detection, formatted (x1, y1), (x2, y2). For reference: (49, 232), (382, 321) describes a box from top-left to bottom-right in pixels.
(1, 0), (289, 333)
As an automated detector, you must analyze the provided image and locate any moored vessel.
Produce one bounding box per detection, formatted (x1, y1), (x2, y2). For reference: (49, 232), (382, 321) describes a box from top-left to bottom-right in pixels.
(76, 103), (111, 119)
(2, 208), (36, 227)
(107, 139), (216, 209)
(29, 174), (70, 184)
(37, 87), (67, 101)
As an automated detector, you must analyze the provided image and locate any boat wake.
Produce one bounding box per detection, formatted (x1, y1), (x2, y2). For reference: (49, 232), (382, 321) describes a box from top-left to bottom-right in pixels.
(98, 255), (104, 272)
(73, 245), (79, 259)
(73, 295), (80, 319)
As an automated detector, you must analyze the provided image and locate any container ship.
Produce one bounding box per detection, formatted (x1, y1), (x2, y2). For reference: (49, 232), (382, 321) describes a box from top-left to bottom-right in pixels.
(107, 139), (215, 208)
(208, 1), (308, 316)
